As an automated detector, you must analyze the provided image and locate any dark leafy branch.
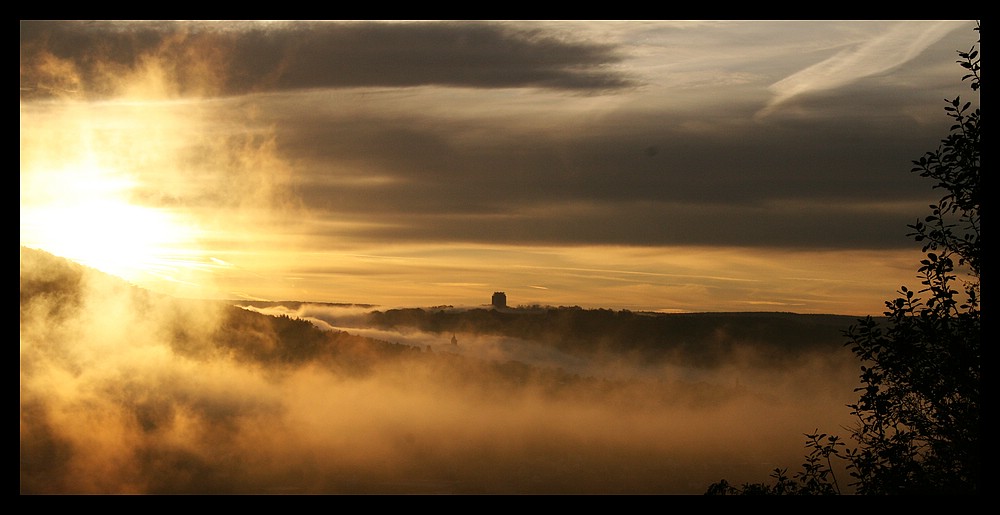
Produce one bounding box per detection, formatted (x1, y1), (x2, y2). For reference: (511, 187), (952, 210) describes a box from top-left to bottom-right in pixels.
(707, 21), (980, 496)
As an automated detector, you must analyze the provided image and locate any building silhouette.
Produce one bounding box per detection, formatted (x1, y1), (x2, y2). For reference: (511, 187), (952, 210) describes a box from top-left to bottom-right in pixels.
(491, 291), (506, 309)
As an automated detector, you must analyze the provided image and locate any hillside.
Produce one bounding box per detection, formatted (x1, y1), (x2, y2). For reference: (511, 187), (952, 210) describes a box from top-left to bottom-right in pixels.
(358, 306), (861, 369)
(20, 247), (407, 370)
(20, 246), (605, 390)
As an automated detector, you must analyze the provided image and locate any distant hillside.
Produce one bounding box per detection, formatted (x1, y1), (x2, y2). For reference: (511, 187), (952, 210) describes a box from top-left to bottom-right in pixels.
(362, 307), (867, 369)
(18, 246), (605, 388)
(20, 246), (866, 373)
(239, 299), (377, 310)
(21, 248), (392, 369)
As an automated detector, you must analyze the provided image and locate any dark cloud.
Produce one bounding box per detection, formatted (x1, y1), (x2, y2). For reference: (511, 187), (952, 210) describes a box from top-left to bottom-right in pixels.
(283, 200), (916, 250)
(19, 21), (965, 252)
(19, 21), (978, 313)
(256, 86), (944, 250)
(20, 20), (636, 99)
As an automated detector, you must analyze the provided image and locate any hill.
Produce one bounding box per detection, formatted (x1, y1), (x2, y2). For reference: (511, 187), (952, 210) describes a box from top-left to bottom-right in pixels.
(359, 306), (861, 369)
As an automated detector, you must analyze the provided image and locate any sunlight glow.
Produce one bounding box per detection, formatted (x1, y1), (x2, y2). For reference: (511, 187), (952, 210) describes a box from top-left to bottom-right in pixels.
(20, 162), (198, 285)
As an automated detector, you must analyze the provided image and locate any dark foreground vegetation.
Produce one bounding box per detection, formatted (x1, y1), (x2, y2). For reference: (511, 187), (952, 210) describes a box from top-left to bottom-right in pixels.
(707, 22), (980, 495)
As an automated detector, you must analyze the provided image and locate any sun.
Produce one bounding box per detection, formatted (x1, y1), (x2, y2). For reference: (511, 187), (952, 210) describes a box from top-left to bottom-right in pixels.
(20, 96), (290, 301)
(20, 161), (202, 289)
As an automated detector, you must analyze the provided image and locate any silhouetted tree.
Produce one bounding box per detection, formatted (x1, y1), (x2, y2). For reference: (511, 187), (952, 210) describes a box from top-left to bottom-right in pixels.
(842, 22), (980, 495)
(707, 21), (980, 495)
(706, 432), (846, 495)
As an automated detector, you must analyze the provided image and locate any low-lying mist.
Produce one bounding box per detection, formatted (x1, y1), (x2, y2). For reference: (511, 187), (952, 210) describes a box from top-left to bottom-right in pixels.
(21, 247), (861, 494)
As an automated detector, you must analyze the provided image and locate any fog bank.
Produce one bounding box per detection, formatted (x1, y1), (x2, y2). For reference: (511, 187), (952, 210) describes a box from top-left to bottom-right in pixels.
(21, 248), (860, 494)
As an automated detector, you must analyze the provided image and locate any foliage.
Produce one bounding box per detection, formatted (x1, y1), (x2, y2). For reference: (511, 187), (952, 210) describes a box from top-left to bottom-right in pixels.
(843, 21), (980, 495)
(707, 22), (980, 496)
(705, 432), (845, 495)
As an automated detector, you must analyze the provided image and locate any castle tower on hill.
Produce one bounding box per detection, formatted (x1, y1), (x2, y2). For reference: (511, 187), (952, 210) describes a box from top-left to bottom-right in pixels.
(492, 291), (506, 309)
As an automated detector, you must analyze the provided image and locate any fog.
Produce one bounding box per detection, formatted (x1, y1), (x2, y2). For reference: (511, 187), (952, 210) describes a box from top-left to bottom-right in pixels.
(21, 248), (860, 494)
(21, 20), (977, 494)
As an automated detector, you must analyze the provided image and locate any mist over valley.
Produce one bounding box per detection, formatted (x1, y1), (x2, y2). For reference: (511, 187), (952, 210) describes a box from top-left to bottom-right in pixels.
(21, 246), (863, 494)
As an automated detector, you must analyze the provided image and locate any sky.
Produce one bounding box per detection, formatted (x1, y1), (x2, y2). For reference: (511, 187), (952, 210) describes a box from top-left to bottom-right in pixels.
(19, 20), (980, 315)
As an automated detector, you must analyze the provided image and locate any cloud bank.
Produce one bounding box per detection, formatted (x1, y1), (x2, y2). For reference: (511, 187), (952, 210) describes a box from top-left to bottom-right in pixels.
(20, 20), (636, 100)
(19, 20), (980, 313)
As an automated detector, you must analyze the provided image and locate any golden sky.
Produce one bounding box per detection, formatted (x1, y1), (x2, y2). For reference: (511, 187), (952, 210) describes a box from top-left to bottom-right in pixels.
(19, 20), (978, 314)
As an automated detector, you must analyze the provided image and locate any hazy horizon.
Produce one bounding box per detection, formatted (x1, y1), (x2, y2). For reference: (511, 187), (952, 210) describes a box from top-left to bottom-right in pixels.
(20, 246), (862, 494)
(19, 20), (979, 316)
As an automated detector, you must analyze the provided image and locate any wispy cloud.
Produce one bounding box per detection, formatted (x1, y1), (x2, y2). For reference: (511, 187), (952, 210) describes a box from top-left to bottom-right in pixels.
(757, 20), (967, 118)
